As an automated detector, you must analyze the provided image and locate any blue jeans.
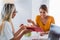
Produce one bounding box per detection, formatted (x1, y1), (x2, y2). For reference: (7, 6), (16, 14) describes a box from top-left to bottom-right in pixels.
(48, 24), (60, 40)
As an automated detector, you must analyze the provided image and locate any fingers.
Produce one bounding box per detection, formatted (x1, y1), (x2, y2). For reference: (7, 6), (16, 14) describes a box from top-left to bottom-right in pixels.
(20, 25), (26, 30)
(40, 32), (48, 36)
(20, 24), (24, 27)
(27, 19), (32, 23)
(40, 32), (45, 36)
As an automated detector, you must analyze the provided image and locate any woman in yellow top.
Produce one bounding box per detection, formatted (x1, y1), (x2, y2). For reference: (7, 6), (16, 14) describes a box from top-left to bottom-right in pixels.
(27, 4), (55, 35)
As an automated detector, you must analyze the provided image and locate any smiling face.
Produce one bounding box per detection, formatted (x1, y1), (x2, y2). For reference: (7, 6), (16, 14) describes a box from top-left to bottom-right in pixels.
(39, 8), (48, 18)
(11, 7), (17, 19)
(12, 12), (16, 18)
(39, 4), (48, 18)
(12, 10), (16, 18)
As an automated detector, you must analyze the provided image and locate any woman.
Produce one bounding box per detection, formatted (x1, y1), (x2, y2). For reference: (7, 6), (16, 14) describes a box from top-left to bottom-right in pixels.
(27, 4), (55, 36)
(0, 3), (30, 40)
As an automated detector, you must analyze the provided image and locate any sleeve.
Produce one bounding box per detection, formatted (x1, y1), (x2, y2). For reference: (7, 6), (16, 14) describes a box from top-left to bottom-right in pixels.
(35, 15), (38, 24)
(35, 15), (40, 27)
(4, 22), (14, 40)
(51, 16), (55, 24)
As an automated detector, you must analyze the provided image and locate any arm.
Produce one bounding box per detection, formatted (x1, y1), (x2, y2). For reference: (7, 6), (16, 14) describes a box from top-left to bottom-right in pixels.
(27, 15), (40, 26)
(51, 17), (55, 24)
(27, 19), (36, 26)
(43, 17), (55, 35)
(27, 18), (39, 27)
(4, 21), (21, 40)
(4, 22), (14, 40)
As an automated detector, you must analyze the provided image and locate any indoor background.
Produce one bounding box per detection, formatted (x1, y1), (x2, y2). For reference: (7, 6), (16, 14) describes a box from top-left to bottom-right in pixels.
(0, 0), (60, 40)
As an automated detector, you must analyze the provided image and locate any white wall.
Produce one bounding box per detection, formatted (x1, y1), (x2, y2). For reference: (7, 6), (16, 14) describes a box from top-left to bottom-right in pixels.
(49, 0), (60, 26)
(0, 0), (4, 24)
(0, 0), (4, 20)
(14, 0), (32, 31)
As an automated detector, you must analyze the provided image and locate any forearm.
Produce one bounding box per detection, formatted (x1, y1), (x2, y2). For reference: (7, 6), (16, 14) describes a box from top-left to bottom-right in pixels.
(11, 29), (31, 40)
(11, 29), (24, 40)
(14, 28), (23, 37)
(11, 30), (25, 40)
(10, 34), (20, 40)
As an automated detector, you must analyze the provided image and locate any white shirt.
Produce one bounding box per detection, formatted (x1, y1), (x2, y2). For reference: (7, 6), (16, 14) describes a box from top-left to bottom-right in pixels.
(0, 21), (14, 40)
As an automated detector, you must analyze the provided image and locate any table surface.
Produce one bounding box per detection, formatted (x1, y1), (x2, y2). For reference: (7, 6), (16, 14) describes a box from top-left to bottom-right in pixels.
(21, 32), (49, 40)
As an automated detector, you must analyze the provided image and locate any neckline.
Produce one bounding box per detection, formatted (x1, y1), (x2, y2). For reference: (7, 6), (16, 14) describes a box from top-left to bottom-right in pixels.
(40, 16), (49, 26)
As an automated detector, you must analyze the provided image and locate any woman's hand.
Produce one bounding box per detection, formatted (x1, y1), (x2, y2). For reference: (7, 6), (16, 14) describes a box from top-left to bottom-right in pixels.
(27, 19), (33, 23)
(27, 19), (36, 25)
(40, 32), (45, 36)
(40, 31), (49, 36)
(45, 31), (49, 34)
(19, 24), (27, 30)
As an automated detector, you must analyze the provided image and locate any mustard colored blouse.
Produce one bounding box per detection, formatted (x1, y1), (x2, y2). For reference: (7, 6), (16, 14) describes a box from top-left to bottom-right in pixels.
(35, 15), (55, 32)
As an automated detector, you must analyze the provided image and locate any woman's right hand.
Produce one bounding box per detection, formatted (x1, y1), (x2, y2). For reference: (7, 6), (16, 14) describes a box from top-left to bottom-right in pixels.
(27, 19), (33, 23)
(40, 32), (45, 36)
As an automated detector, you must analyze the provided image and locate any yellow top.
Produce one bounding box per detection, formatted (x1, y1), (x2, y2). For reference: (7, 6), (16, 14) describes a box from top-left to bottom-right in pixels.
(36, 15), (55, 32)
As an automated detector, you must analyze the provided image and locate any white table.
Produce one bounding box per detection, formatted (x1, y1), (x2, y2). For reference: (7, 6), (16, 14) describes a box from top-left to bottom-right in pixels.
(21, 32), (49, 40)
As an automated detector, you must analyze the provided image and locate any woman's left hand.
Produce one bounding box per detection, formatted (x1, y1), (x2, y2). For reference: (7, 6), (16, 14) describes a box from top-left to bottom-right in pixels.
(40, 32), (45, 36)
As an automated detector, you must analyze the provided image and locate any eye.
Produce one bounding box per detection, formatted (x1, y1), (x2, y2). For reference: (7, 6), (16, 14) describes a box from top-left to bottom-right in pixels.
(43, 12), (45, 14)
(40, 12), (42, 13)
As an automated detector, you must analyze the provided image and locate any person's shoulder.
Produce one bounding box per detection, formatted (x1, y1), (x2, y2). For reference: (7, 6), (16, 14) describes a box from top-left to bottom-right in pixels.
(4, 21), (12, 31)
(36, 15), (40, 18)
(4, 21), (11, 27)
(48, 16), (54, 19)
(4, 21), (10, 25)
